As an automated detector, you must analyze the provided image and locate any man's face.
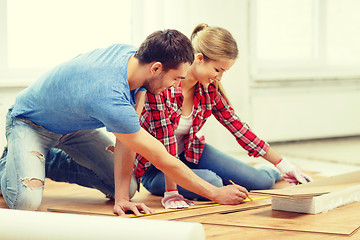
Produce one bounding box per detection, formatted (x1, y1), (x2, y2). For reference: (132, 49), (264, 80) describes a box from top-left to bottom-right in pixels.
(143, 62), (190, 94)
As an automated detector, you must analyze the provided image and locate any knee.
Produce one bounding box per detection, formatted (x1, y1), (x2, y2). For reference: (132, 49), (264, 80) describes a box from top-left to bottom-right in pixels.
(252, 180), (275, 190)
(248, 172), (275, 191)
(250, 169), (277, 190)
(197, 170), (223, 187)
(12, 178), (44, 210)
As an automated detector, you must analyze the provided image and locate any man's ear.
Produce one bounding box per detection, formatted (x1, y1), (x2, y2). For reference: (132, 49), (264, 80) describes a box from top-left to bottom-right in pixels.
(150, 62), (163, 75)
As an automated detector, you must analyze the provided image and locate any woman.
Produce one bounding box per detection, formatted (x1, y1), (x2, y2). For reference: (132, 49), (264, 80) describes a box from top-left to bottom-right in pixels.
(134, 24), (311, 209)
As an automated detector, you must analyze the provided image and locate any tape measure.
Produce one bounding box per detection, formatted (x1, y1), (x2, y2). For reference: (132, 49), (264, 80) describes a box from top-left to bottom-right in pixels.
(129, 196), (271, 218)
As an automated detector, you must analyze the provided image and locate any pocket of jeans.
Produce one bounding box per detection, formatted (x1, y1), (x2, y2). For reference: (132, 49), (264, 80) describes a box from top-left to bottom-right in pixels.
(17, 117), (42, 128)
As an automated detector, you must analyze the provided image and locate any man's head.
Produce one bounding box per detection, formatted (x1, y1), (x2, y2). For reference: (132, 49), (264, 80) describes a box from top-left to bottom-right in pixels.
(134, 29), (194, 94)
(135, 29), (194, 72)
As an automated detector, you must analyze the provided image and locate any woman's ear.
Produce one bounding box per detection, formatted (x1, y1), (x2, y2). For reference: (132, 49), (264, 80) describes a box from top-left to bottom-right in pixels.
(195, 53), (204, 63)
(150, 62), (163, 75)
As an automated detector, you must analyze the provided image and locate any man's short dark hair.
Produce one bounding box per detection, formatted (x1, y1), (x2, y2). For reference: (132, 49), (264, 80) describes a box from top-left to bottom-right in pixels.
(134, 29), (194, 71)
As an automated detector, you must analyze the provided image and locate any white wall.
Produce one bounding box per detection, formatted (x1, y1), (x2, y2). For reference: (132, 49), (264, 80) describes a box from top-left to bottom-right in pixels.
(0, 87), (24, 149)
(250, 82), (360, 142)
(134, 0), (360, 153)
(1, 0), (360, 154)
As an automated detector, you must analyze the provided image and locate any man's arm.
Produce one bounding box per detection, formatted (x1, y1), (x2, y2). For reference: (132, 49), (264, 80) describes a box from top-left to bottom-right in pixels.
(133, 90), (146, 115)
(113, 91), (153, 215)
(113, 139), (153, 215)
(114, 128), (249, 204)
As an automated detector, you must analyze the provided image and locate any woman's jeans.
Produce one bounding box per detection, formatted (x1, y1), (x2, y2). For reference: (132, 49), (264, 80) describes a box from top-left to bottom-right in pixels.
(142, 143), (281, 200)
(0, 108), (136, 210)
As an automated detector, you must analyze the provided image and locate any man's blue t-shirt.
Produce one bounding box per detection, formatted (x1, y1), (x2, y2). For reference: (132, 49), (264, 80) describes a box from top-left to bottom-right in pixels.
(11, 44), (144, 134)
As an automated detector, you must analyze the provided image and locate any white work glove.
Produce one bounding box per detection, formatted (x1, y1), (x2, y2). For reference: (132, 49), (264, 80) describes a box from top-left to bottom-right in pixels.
(161, 190), (194, 209)
(275, 158), (313, 185)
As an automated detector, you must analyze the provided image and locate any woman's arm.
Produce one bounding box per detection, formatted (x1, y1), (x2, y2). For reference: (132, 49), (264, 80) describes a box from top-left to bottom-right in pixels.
(212, 89), (312, 184)
(211, 90), (269, 158)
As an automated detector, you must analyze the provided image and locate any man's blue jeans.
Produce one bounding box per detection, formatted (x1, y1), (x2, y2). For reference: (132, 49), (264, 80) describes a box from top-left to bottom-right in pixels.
(0, 107), (136, 210)
(142, 143), (281, 200)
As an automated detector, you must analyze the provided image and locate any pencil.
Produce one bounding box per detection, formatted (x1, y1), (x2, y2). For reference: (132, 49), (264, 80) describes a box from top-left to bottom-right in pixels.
(229, 179), (253, 201)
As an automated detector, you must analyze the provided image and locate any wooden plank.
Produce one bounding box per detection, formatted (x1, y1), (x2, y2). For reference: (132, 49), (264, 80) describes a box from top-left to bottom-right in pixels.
(201, 224), (360, 240)
(272, 185), (360, 214)
(48, 197), (271, 219)
(181, 202), (360, 236)
(253, 183), (358, 198)
(135, 197), (271, 220)
(252, 170), (360, 198)
(42, 178), (271, 218)
(47, 197), (218, 217)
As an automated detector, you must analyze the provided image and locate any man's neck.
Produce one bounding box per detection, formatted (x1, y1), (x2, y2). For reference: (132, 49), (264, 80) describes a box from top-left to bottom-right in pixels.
(127, 55), (146, 90)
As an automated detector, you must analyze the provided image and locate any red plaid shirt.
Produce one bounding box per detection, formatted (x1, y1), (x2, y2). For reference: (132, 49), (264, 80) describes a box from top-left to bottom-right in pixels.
(134, 82), (269, 182)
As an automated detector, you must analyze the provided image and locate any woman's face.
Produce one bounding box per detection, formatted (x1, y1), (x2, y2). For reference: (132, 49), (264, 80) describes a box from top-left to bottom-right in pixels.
(194, 53), (236, 87)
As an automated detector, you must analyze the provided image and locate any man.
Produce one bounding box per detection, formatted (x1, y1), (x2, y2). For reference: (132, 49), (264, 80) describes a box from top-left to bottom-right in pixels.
(0, 29), (248, 215)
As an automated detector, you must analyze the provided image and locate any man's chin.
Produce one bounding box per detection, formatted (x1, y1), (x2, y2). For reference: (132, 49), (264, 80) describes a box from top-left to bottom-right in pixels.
(147, 89), (163, 95)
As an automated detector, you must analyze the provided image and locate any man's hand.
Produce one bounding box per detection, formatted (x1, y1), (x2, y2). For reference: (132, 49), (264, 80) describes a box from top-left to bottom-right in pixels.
(276, 158), (313, 185)
(212, 184), (249, 205)
(113, 199), (154, 216)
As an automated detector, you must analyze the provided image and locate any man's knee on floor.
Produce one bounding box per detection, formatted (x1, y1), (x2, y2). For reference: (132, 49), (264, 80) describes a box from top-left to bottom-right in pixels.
(15, 178), (44, 210)
(22, 178), (44, 189)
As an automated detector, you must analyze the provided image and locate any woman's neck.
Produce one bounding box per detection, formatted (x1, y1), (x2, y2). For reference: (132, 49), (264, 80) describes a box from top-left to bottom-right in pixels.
(180, 67), (197, 116)
(181, 66), (198, 92)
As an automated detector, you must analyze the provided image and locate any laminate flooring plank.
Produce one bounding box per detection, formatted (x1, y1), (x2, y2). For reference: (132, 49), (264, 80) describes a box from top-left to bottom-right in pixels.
(181, 202), (360, 236)
(135, 198), (271, 220)
(253, 170), (360, 198)
(202, 224), (360, 240)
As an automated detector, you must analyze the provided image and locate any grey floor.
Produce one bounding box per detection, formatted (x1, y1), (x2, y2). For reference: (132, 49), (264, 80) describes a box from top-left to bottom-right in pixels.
(272, 137), (360, 176)
(234, 136), (360, 177)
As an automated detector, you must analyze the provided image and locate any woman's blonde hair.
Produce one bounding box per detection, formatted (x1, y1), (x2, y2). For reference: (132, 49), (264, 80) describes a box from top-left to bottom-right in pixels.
(190, 23), (238, 106)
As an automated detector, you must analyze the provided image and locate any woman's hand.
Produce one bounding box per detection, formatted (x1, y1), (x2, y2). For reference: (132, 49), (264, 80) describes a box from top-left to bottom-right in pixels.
(276, 158), (313, 185)
(161, 191), (194, 209)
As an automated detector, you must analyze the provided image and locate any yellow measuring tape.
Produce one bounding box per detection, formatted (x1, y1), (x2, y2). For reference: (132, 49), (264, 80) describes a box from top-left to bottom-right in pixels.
(129, 196), (271, 218)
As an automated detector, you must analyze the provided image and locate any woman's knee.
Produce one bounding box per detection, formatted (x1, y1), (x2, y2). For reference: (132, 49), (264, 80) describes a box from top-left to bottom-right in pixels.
(253, 167), (281, 190)
(253, 179), (275, 190)
(196, 169), (223, 187)
(249, 172), (277, 190)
